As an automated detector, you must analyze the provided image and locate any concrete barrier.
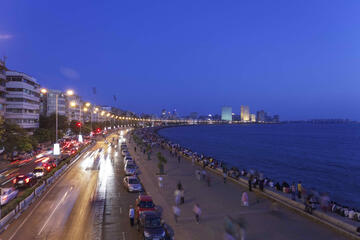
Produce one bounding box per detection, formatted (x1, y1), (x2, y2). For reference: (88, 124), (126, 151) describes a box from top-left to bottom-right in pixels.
(46, 175), (55, 185)
(23, 192), (35, 206)
(35, 182), (45, 196)
(0, 209), (15, 229)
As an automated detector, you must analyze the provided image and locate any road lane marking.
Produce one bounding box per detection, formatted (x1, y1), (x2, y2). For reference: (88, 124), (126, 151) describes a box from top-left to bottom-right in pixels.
(1, 177), (15, 186)
(37, 188), (71, 235)
(7, 148), (93, 240)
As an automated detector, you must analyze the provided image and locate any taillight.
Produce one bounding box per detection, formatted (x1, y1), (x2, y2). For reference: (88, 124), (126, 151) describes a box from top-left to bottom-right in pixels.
(13, 179), (16, 184)
(25, 178), (30, 183)
(47, 166), (50, 170)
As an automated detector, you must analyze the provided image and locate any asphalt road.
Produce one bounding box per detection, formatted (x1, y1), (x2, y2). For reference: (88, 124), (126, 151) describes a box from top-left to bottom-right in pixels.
(0, 130), (143, 240)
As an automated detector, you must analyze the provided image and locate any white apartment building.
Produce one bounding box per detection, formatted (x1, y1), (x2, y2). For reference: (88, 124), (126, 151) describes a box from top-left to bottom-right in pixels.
(5, 71), (40, 130)
(0, 61), (6, 118)
(40, 89), (67, 116)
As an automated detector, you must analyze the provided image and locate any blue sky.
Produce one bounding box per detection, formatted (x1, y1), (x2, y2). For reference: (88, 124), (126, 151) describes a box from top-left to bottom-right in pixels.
(1, 0), (359, 120)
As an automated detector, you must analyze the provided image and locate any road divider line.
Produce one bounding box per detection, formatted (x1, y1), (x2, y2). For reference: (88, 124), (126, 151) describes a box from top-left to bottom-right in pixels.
(37, 189), (70, 235)
(1, 177), (15, 186)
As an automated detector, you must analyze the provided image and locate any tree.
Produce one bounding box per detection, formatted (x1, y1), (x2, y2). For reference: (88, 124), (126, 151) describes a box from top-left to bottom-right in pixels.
(157, 152), (167, 175)
(70, 120), (82, 135)
(33, 128), (52, 143)
(39, 114), (68, 142)
(1, 122), (36, 159)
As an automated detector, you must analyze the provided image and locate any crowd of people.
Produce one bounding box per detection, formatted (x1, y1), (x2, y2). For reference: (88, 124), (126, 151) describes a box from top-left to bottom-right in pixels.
(133, 127), (360, 225)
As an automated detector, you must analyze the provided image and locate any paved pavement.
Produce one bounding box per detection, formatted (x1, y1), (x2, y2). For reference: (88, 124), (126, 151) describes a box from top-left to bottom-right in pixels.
(127, 135), (350, 240)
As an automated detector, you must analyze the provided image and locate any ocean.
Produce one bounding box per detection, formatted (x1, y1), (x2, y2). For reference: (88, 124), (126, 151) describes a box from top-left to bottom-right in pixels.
(158, 124), (360, 209)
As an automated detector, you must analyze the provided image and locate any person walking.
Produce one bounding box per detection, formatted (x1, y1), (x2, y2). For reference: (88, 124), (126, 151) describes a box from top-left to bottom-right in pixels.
(196, 170), (201, 181)
(248, 176), (252, 192)
(158, 176), (163, 189)
(223, 172), (227, 184)
(174, 189), (181, 205)
(291, 182), (296, 201)
(297, 181), (302, 199)
(134, 146), (136, 152)
(177, 181), (183, 191)
(172, 205), (181, 223)
(129, 205), (135, 226)
(192, 157), (195, 166)
(193, 203), (202, 224)
(180, 189), (185, 204)
(201, 169), (206, 180)
(241, 192), (249, 206)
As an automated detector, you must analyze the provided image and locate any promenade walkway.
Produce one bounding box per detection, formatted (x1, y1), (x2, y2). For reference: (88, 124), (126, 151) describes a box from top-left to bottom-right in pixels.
(127, 136), (350, 240)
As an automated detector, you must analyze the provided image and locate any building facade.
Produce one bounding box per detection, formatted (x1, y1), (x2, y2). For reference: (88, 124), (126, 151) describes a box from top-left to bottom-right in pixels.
(0, 61), (6, 118)
(40, 89), (67, 116)
(250, 114), (256, 122)
(256, 110), (265, 123)
(221, 106), (232, 121)
(5, 71), (40, 130)
(240, 105), (250, 122)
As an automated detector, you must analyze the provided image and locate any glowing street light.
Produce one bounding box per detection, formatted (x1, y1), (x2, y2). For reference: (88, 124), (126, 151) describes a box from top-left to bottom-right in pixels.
(66, 89), (74, 96)
(85, 102), (91, 107)
(69, 100), (77, 107)
(40, 88), (47, 94)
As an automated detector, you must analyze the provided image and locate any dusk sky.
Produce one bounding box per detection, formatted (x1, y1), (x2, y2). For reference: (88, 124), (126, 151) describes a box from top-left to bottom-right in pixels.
(1, 0), (359, 120)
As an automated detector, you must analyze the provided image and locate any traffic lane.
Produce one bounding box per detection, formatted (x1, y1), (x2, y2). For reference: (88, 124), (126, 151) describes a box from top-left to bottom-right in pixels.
(102, 138), (140, 240)
(0, 143), (101, 240)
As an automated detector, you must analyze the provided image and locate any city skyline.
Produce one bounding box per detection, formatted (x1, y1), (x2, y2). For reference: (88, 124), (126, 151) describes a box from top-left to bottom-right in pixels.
(1, 1), (360, 120)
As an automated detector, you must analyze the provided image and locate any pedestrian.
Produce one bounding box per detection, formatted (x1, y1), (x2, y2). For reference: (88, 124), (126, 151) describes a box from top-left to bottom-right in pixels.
(248, 176), (252, 192)
(223, 172), (227, 184)
(158, 176), (163, 189)
(201, 169), (206, 180)
(241, 192), (249, 206)
(192, 157), (195, 166)
(193, 203), (202, 224)
(172, 205), (181, 223)
(129, 205), (135, 226)
(259, 179), (264, 191)
(196, 170), (201, 181)
(174, 189), (181, 205)
(297, 181), (302, 199)
(134, 146), (136, 152)
(207, 175), (211, 187)
(180, 189), (185, 204)
(177, 181), (183, 190)
(291, 182), (296, 200)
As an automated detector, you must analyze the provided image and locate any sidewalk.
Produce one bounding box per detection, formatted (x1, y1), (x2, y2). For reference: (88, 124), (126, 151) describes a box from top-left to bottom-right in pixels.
(127, 138), (349, 240)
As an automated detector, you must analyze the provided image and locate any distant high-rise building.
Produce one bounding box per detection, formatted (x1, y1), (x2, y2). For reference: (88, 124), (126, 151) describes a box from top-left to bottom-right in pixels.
(250, 114), (256, 122)
(189, 112), (198, 120)
(221, 106), (232, 121)
(256, 110), (265, 123)
(240, 105), (250, 122)
(161, 109), (166, 119)
(273, 115), (280, 123)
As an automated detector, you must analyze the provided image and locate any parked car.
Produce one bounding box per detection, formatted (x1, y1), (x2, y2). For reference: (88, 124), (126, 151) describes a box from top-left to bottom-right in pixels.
(135, 195), (156, 221)
(137, 211), (166, 240)
(33, 166), (46, 178)
(13, 173), (36, 188)
(124, 162), (137, 176)
(123, 176), (142, 192)
(0, 188), (19, 206)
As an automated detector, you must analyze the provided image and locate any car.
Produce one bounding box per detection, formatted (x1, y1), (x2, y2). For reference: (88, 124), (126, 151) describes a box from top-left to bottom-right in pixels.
(43, 159), (57, 171)
(13, 173), (36, 188)
(33, 167), (46, 178)
(123, 176), (142, 192)
(124, 155), (133, 162)
(135, 195), (156, 221)
(137, 211), (166, 240)
(0, 188), (19, 206)
(124, 163), (137, 176)
(121, 149), (129, 156)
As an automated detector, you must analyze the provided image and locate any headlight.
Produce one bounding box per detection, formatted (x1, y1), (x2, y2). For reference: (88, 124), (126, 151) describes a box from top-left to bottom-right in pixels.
(144, 231), (150, 237)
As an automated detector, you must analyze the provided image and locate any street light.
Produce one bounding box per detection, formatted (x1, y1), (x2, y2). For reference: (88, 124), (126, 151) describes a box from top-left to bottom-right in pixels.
(40, 88), (74, 155)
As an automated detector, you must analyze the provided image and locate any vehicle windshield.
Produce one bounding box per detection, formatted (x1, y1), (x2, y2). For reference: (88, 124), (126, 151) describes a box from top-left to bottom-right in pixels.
(127, 165), (136, 169)
(139, 201), (154, 208)
(34, 169), (43, 173)
(145, 217), (161, 228)
(129, 178), (139, 184)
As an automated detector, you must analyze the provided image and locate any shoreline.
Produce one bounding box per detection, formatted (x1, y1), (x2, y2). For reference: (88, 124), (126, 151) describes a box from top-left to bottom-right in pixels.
(148, 125), (360, 238)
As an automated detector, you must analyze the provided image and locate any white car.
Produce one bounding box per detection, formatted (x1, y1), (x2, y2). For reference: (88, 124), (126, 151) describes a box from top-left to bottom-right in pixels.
(124, 163), (137, 176)
(0, 188), (19, 206)
(123, 176), (142, 192)
(124, 155), (133, 162)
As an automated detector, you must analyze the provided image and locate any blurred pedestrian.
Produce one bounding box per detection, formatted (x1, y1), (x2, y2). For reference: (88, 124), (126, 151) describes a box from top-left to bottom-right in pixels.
(134, 146), (136, 152)
(178, 155), (181, 164)
(248, 176), (252, 192)
(193, 203), (202, 224)
(297, 181), (302, 199)
(174, 189), (181, 205)
(177, 181), (182, 190)
(172, 205), (181, 223)
(196, 170), (201, 181)
(223, 172), (227, 184)
(158, 176), (163, 188)
(129, 205), (135, 226)
(202, 169), (206, 180)
(241, 192), (249, 206)
(180, 189), (185, 204)
(291, 182), (296, 200)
